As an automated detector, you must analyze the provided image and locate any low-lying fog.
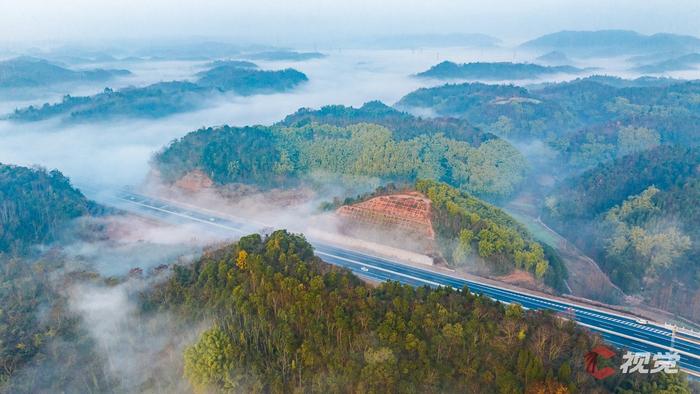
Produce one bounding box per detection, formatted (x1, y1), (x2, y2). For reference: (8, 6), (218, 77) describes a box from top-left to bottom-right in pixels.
(4, 42), (700, 393)
(4, 46), (695, 191)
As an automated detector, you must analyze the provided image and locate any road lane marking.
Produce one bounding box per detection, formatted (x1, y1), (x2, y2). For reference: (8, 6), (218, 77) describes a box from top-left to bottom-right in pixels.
(111, 191), (700, 364)
(317, 250), (700, 366)
(116, 196), (247, 234)
(577, 322), (700, 361)
(318, 244), (679, 340)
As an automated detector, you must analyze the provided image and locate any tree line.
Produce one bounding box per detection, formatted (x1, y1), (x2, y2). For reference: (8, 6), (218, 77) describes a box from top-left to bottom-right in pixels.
(146, 230), (692, 393)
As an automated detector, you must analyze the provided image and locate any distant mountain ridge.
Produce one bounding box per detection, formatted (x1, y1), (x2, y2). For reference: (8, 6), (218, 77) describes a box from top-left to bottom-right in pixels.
(366, 33), (501, 49)
(0, 56), (130, 88)
(415, 61), (582, 80)
(535, 50), (571, 65)
(520, 30), (700, 57)
(633, 53), (700, 73)
(9, 62), (308, 122)
(245, 50), (326, 61)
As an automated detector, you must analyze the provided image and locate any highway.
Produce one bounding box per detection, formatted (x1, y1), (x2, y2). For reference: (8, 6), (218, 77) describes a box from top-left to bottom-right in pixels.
(95, 188), (700, 378)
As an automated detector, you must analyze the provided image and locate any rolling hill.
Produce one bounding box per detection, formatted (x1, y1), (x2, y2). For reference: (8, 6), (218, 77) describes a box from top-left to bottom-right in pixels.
(0, 56), (130, 88)
(520, 30), (700, 57)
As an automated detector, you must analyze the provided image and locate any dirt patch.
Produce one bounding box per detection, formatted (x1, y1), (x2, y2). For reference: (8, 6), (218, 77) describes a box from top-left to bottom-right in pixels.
(173, 170), (214, 192)
(309, 229), (434, 266)
(216, 184), (315, 209)
(496, 270), (540, 289)
(337, 192), (434, 237)
(335, 192), (436, 254)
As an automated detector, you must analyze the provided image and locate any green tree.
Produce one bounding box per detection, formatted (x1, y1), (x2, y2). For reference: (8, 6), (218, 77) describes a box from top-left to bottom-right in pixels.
(184, 325), (240, 392)
(617, 126), (660, 156)
(359, 347), (399, 393)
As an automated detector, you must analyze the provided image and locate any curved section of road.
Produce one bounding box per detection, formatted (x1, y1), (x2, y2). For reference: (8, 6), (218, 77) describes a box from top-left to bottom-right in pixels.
(101, 189), (700, 378)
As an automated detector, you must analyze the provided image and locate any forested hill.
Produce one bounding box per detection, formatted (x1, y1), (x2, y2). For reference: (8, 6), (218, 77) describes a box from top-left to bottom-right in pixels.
(278, 100), (494, 146)
(396, 82), (569, 141)
(0, 164), (98, 255)
(146, 230), (691, 393)
(396, 77), (700, 171)
(9, 62), (307, 122)
(416, 180), (568, 291)
(543, 146), (700, 321)
(0, 56), (130, 88)
(545, 146), (700, 221)
(334, 181), (569, 290)
(633, 53), (700, 74)
(416, 61), (582, 80)
(154, 105), (528, 199)
(195, 62), (307, 95)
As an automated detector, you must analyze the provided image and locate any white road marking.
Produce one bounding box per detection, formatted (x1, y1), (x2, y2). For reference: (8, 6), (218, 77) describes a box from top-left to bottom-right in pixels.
(113, 191), (700, 374)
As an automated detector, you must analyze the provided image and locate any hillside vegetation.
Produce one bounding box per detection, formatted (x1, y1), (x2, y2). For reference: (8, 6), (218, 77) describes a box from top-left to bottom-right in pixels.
(279, 101), (494, 146)
(417, 180), (567, 291)
(0, 164), (96, 255)
(154, 103), (528, 199)
(147, 230), (690, 393)
(543, 146), (700, 321)
(195, 63), (307, 95)
(9, 62), (307, 122)
(416, 61), (582, 80)
(397, 77), (700, 171)
(0, 257), (115, 393)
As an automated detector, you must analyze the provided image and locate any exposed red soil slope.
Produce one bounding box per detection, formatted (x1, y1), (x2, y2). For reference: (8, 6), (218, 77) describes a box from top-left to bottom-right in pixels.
(336, 192), (435, 254)
(337, 192), (434, 238)
(174, 170), (214, 192)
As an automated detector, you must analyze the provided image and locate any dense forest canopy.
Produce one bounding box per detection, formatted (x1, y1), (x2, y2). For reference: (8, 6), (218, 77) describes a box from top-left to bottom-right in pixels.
(10, 82), (209, 122)
(279, 101), (495, 146)
(9, 62), (307, 122)
(416, 61), (582, 80)
(195, 63), (307, 95)
(0, 164), (97, 255)
(543, 146), (700, 321)
(3, 29), (700, 393)
(144, 230), (691, 393)
(155, 104), (528, 199)
(555, 75), (686, 88)
(416, 180), (567, 290)
(0, 257), (116, 393)
(397, 77), (700, 171)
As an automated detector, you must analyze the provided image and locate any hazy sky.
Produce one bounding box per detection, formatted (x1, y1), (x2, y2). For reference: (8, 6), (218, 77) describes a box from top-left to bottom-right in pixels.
(1, 0), (699, 46)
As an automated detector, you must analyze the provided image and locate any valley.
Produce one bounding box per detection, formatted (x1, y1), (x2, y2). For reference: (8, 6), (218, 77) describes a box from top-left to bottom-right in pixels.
(1, 9), (700, 392)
